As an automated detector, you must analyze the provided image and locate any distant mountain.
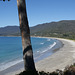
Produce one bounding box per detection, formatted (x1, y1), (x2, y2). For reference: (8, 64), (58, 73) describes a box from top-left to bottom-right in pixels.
(0, 26), (20, 36)
(0, 20), (75, 39)
(30, 20), (75, 39)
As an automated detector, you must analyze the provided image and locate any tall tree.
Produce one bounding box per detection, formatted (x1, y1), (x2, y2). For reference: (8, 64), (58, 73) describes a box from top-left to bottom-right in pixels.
(17, 0), (36, 71)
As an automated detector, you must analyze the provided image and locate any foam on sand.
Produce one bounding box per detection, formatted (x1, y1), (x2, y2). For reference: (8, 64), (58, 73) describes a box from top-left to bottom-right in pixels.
(0, 59), (23, 71)
(36, 38), (75, 72)
(41, 42), (56, 53)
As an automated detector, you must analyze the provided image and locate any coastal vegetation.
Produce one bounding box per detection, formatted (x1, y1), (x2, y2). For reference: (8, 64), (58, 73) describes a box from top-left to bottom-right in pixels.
(30, 20), (75, 40)
(0, 20), (75, 40)
(0, 0), (75, 75)
(17, 63), (75, 75)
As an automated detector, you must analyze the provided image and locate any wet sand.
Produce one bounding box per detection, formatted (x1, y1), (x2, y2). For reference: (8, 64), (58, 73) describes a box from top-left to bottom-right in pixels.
(0, 38), (75, 75)
(36, 38), (75, 72)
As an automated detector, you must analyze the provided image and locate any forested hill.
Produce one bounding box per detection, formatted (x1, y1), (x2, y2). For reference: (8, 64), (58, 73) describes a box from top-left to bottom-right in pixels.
(0, 20), (75, 39)
(30, 20), (75, 39)
(0, 26), (20, 36)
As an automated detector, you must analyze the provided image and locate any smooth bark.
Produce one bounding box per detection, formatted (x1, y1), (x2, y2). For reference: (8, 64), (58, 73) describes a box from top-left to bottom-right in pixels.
(17, 0), (36, 71)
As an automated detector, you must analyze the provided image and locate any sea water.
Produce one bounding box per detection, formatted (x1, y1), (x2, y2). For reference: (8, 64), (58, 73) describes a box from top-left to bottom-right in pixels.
(0, 37), (62, 71)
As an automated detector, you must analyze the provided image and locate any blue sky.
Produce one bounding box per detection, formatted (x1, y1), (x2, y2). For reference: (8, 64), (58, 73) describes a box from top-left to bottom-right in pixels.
(0, 0), (75, 27)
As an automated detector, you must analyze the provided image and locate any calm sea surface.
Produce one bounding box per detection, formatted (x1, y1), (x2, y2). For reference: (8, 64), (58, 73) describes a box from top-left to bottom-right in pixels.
(0, 37), (62, 71)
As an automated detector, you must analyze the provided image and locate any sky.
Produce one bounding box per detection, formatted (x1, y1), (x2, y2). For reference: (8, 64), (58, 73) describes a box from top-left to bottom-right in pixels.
(0, 0), (75, 27)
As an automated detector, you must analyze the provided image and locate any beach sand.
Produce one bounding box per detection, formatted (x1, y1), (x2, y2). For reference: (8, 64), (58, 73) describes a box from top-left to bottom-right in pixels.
(0, 38), (75, 75)
(35, 38), (75, 72)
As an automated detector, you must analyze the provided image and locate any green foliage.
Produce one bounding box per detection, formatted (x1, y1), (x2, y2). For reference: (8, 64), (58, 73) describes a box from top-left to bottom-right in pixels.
(0, 20), (75, 40)
(63, 34), (69, 37)
(30, 20), (75, 40)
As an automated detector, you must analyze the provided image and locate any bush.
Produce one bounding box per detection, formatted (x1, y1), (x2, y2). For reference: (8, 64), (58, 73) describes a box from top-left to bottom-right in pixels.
(17, 64), (75, 75)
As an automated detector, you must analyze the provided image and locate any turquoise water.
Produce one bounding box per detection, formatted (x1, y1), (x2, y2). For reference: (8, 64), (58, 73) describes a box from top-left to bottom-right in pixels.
(0, 37), (62, 71)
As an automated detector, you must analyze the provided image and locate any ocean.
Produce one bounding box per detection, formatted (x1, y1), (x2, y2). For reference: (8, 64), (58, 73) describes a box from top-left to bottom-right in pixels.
(0, 37), (62, 71)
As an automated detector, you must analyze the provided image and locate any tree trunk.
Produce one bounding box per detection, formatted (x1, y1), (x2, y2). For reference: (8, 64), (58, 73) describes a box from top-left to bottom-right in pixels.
(17, 0), (36, 71)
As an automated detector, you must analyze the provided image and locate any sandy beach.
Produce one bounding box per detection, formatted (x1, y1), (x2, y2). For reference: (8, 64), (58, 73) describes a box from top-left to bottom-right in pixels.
(36, 38), (75, 72)
(0, 37), (75, 75)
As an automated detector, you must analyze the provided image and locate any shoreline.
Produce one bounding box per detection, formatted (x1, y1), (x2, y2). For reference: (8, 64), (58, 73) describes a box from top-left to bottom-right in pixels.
(0, 37), (62, 69)
(0, 37), (75, 75)
(34, 38), (63, 62)
(0, 37), (63, 75)
(35, 37), (75, 72)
